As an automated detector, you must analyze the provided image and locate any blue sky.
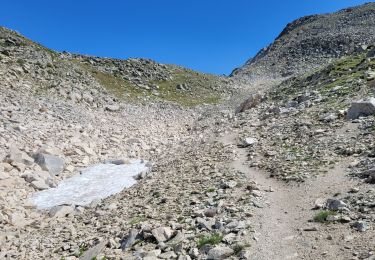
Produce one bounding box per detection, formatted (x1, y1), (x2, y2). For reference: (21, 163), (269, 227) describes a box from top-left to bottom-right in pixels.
(0, 0), (372, 75)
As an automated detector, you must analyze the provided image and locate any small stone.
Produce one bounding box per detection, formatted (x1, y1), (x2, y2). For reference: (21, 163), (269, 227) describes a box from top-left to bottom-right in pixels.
(31, 180), (49, 190)
(207, 246), (234, 260)
(220, 180), (237, 189)
(251, 190), (262, 197)
(159, 251), (177, 259)
(303, 226), (318, 231)
(204, 208), (217, 218)
(314, 198), (326, 209)
(239, 137), (258, 148)
(351, 221), (369, 232)
(326, 199), (347, 211)
(49, 205), (74, 218)
(319, 113), (338, 122)
(349, 187), (359, 193)
(105, 104), (120, 112)
(196, 217), (213, 231)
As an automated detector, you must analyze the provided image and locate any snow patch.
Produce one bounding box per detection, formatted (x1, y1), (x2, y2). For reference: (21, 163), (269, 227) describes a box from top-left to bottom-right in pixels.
(30, 160), (148, 210)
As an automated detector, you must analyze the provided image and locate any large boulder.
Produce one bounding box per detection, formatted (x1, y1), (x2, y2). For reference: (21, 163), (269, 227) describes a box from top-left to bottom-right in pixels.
(151, 227), (173, 242)
(34, 153), (65, 176)
(347, 98), (375, 119)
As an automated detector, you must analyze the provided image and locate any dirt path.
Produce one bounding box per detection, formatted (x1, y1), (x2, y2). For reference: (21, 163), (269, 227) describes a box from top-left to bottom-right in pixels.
(220, 133), (363, 260)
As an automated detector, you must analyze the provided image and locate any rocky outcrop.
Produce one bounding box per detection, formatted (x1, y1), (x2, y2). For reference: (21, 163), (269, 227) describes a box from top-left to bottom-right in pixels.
(231, 3), (375, 81)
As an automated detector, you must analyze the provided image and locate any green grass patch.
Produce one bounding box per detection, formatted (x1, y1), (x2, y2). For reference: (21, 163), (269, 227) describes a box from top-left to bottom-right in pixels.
(207, 187), (215, 193)
(129, 216), (146, 226)
(197, 233), (223, 248)
(313, 210), (336, 222)
(75, 61), (145, 101)
(328, 54), (365, 76)
(77, 244), (87, 257)
(151, 67), (221, 107)
(76, 61), (221, 107)
(16, 58), (26, 66)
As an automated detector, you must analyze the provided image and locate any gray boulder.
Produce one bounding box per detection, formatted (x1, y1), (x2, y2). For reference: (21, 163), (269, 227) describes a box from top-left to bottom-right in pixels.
(34, 153), (65, 176)
(121, 229), (141, 251)
(326, 199), (348, 211)
(351, 221), (369, 232)
(151, 227), (173, 242)
(30, 180), (49, 190)
(80, 241), (106, 260)
(347, 98), (375, 119)
(207, 246), (234, 260)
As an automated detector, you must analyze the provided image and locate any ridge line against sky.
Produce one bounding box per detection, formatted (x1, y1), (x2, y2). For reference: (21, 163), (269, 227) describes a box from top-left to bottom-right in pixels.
(0, 0), (372, 75)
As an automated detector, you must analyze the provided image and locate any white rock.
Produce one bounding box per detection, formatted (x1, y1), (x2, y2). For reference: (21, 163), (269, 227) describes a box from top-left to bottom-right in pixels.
(105, 104), (120, 112)
(151, 227), (173, 242)
(49, 205), (74, 218)
(240, 137), (258, 147)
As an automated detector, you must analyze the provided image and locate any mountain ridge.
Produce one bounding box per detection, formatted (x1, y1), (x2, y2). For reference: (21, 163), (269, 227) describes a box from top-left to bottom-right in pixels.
(231, 2), (375, 81)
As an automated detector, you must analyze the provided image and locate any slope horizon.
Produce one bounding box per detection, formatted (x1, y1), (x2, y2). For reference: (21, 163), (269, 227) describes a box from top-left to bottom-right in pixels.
(0, 0), (373, 76)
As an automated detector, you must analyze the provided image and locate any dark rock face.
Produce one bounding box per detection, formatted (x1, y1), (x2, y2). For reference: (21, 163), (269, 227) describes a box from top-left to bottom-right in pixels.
(231, 3), (375, 81)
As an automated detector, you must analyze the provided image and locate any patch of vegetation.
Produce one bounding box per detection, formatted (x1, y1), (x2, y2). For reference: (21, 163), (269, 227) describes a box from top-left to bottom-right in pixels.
(92, 257), (107, 260)
(16, 58), (26, 66)
(76, 61), (221, 107)
(328, 54), (365, 76)
(206, 187), (215, 193)
(233, 243), (251, 256)
(75, 61), (145, 101)
(197, 233), (223, 248)
(313, 210), (336, 222)
(151, 67), (221, 107)
(129, 216), (146, 226)
(269, 52), (371, 104)
(76, 244), (87, 257)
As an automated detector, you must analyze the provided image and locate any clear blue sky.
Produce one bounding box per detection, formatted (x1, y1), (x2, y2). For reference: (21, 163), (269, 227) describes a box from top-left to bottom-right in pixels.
(0, 0), (372, 75)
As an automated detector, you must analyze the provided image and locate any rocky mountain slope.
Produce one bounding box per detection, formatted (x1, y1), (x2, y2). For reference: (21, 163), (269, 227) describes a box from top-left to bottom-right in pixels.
(0, 26), (234, 108)
(231, 2), (375, 81)
(2, 3), (375, 260)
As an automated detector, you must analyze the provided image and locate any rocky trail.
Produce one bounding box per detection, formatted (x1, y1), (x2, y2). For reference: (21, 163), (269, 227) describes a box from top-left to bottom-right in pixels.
(222, 132), (370, 260)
